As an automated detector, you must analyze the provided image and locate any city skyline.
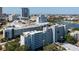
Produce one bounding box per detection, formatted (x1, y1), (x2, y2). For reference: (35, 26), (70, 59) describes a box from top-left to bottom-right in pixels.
(1, 7), (79, 51)
(3, 7), (79, 15)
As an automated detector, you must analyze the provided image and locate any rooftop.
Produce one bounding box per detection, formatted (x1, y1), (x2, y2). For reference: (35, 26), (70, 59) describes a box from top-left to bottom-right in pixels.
(7, 20), (49, 28)
(22, 30), (43, 37)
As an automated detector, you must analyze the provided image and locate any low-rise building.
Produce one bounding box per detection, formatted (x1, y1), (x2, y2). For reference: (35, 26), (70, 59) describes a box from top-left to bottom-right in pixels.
(70, 31), (79, 41)
(36, 15), (47, 24)
(3, 27), (14, 39)
(8, 14), (19, 21)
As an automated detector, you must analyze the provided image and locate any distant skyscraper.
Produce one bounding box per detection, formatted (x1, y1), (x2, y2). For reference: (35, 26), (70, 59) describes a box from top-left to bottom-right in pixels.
(0, 7), (2, 16)
(22, 8), (29, 17)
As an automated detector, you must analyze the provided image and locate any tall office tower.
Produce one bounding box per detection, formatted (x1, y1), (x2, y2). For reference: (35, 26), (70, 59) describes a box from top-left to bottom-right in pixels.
(20, 31), (43, 50)
(0, 7), (2, 16)
(22, 8), (29, 17)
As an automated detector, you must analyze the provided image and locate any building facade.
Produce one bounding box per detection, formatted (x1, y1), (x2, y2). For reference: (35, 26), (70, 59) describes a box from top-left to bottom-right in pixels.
(22, 8), (29, 17)
(0, 7), (2, 16)
(52, 24), (66, 43)
(3, 23), (67, 50)
(3, 22), (48, 39)
(8, 14), (19, 21)
(43, 27), (53, 45)
(70, 31), (79, 41)
(36, 15), (47, 24)
(20, 24), (67, 50)
(3, 27), (14, 39)
(20, 31), (43, 50)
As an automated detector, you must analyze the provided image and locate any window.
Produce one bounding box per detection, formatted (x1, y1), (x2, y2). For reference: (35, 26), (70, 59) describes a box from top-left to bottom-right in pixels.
(57, 31), (59, 33)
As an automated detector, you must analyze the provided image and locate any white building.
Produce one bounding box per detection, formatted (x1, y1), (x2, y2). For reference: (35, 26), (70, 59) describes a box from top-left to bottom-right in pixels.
(70, 31), (79, 40)
(20, 31), (43, 50)
(30, 16), (37, 21)
(3, 27), (14, 39)
(8, 14), (19, 21)
(3, 21), (48, 39)
(36, 15), (47, 24)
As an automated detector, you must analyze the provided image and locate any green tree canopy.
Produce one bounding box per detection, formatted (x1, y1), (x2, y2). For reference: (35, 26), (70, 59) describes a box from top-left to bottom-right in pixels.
(5, 41), (20, 51)
(15, 45), (29, 51)
(43, 44), (66, 51)
(64, 34), (77, 44)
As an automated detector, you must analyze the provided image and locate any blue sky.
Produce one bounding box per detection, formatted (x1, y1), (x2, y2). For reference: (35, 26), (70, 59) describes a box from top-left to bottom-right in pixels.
(3, 7), (79, 14)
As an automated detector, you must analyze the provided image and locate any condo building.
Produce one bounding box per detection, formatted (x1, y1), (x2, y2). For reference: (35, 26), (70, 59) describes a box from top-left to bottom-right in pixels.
(43, 27), (53, 45)
(20, 24), (67, 50)
(52, 24), (66, 43)
(20, 31), (43, 50)
(3, 21), (48, 39)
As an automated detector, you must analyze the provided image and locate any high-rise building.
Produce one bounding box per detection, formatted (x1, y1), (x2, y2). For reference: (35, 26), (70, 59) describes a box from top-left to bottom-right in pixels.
(22, 8), (29, 17)
(20, 31), (43, 50)
(43, 27), (53, 45)
(0, 7), (2, 16)
(3, 22), (48, 39)
(52, 24), (66, 43)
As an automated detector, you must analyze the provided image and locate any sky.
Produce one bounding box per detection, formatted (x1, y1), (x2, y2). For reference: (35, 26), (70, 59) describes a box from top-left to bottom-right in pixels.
(3, 7), (79, 14)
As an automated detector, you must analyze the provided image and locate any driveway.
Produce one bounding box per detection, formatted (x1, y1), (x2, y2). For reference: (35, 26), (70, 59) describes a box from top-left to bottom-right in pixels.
(61, 43), (79, 51)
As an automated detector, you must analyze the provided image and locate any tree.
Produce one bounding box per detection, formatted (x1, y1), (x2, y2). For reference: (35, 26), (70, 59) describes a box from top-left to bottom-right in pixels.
(5, 41), (20, 51)
(64, 34), (77, 44)
(72, 28), (79, 31)
(5, 43), (16, 51)
(43, 44), (66, 51)
(0, 45), (2, 50)
(14, 37), (20, 42)
(4, 39), (29, 51)
(43, 40), (50, 46)
(15, 45), (29, 51)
